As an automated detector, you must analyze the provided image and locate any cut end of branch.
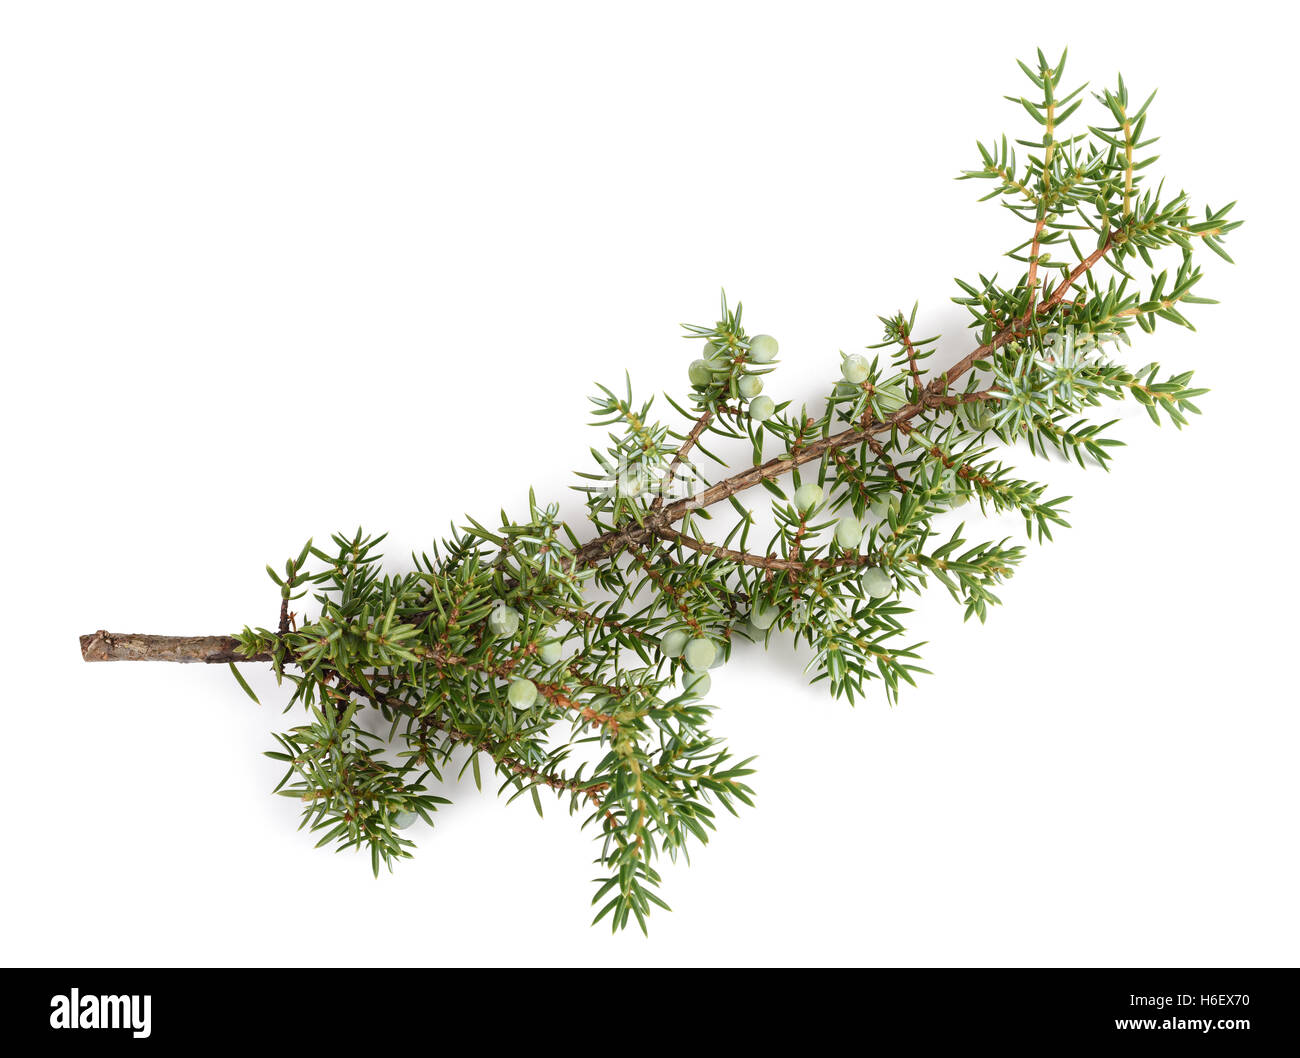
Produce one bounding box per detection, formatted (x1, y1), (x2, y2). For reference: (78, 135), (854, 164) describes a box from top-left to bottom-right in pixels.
(79, 630), (264, 664)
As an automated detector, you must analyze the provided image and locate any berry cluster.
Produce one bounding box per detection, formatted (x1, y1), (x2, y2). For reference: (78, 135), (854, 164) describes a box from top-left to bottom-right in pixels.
(684, 310), (780, 424)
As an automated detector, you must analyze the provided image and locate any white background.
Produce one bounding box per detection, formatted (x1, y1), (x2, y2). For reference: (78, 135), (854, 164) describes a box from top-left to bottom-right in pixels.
(2, 1), (1295, 967)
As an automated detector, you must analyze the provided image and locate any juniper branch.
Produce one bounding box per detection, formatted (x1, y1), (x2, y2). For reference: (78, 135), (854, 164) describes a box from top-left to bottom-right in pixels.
(77, 49), (1239, 933)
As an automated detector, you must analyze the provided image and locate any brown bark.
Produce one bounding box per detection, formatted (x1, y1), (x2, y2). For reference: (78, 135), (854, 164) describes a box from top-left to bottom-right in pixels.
(79, 630), (267, 664)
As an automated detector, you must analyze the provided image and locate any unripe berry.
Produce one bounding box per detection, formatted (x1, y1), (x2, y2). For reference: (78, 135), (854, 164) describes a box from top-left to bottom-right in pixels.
(834, 516), (865, 549)
(507, 677), (538, 710)
(875, 385), (907, 412)
(749, 603), (778, 630)
(688, 359), (714, 387)
(703, 340), (723, 358)
(794, 482), (823, 513)
(748, 395), (776, 422)
(738, 374), (764, 400)
(539, 640), (563, 665)
(946, 475), (970, 507)
(488, 605), (520, 638)
(747, 334), (779, 362)
(392, 810), (419, 830)
(660, 628), (689, 658)
(841, 354), (870, 384)
(962, 401), (996, 431)
(683, 637), (717, 672)
(862, 566), (893, 599)
(683, 671), (711, 699)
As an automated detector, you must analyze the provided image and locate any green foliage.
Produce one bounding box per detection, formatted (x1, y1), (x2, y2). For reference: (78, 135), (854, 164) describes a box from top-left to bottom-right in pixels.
(232, 50), (1236, 931)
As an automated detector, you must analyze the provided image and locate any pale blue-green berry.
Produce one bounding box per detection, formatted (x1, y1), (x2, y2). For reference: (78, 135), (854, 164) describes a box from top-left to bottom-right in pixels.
(834, 516), (865, 549)
(868, 495), (892, 521)
(962, 401), (995, 431)
(703, 340), (723, 358)
(748, 395), (776, 422)
(539, 640), (563, 665)
(749, 603), (778, 630)
(862, 566), (893, 599)
(841, 354), (870, 384)
(487, 605), (520, 638)
(660, 628), (689, 658)
(682, 671), (711, 699)
(688, 359), (714, 387)
(683, 637), (716, 672)
(738, 374), (763, 400)
(949, 489), (970, 508)
(875, 385), (907, 412)
(747, 334), (778, 362)
(709, 648), (727, 670)
(392, 810), (419, 829)
(507, 677), (538, 710)
(794, 482), (823, 513)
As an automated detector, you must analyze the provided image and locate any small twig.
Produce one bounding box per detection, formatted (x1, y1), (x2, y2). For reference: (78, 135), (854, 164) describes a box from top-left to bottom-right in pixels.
(652, 410), (713, 511)
(864, 438), (908, 491)
(626, 545), (704, 634)
(655, 525), (874, 574)
(898, 324), (925, 394)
